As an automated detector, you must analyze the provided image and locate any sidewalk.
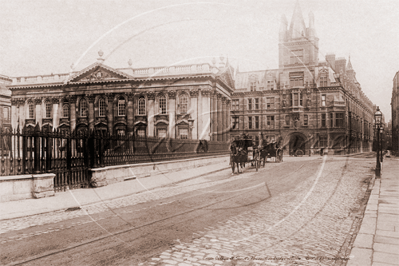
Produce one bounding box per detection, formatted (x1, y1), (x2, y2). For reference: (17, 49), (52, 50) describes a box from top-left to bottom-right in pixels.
(0, 159), (230, 221)
(348, 156), (399, 266)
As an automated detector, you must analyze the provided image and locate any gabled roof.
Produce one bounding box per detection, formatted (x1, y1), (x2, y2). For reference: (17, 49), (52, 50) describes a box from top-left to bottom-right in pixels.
(67, 62), (133, 83)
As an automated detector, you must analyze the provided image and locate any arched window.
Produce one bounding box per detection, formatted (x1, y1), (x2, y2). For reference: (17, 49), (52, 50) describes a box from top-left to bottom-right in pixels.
(179, 94), (188, 114)
(159, 95), (167, 114)
(118, 97), (126, 116)
(63, 104), (69, 118)
(138, 96), (146, 115)
(29, 104), (35, 119)
(98, 98), (106, 117)
(80, 99), (88, 117)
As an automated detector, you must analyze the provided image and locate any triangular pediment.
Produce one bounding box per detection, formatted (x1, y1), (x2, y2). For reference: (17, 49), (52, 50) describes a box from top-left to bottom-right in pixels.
(68, 63), (132, 83)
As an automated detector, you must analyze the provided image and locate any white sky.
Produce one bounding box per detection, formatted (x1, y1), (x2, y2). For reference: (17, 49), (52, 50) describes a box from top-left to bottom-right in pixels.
(1, 0), (398, 121)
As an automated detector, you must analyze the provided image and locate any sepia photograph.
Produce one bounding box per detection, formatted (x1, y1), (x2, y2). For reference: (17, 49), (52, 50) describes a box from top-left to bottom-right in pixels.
(1, 0), (398, 265)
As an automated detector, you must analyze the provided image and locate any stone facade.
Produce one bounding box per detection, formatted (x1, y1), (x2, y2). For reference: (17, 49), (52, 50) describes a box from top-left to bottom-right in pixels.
(0, 74), (12, 131)
(392, 71), (399, 154)
(7, 56), (234, 142)
(231, 2), (375, 155)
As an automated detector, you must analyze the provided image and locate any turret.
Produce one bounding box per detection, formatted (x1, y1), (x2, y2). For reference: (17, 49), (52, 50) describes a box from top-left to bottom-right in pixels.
(289, 0), (306, 39)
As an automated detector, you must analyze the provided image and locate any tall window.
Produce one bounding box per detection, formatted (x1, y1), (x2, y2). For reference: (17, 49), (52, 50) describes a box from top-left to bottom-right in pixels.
(179, 94), (188, 114)
(232, 99), (239, 110)
(285, 115), (290, 126)
(255, 116), (259, 129)
(304, 114), (308, 126)
(29, 104), (35, 119)
(320, 75), (328, 87)
(80, 99), (88, 117)
(290, 49), (303, 64)
(158, 128), (167, 138)
(293, 93), (299, 106)
(137, 128), (146, 137)
(330, 113), (334, 127)
(138, 96), (146, 115)
(336, 113), (344, 127)
(45, 103), (52, 118)
(159, 95), (167, 114)
(267, 97), (275, 109)
(255, 98), (259, 110)
(321, 113), (326, 127)
(248, 98), (252, 110)
(118, 98), (126, 116)
(63, 104), (69, 118)
(289, 72), (304, 87)
(99, 98), (106, 117)
(248, 116), (252, 129)
(250, 82), (256, 91)
(267, 116), (275, 129)
(179, 128), (188, 139)
(321, 95), (326, 107)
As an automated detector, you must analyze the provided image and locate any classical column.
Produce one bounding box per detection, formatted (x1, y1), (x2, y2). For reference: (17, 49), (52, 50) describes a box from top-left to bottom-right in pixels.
(190, 89), (198, 140)
(168, 90), (176, 138)
(69, 96), (77, 132)
(198, 87), (203, 139)
(34, 98), (42, 127)
(200, 89), (211, 140)
(212, 91), (218, 141)
(87, 94), (95, 131)
(217, 94), (222, 141)
(106, 94), (114, 134)
(226, 99), (231, 142)
(127, 93), (134, 135)
(147, 92), (155, 137)
(52, 97), (60, 129)
(222, 97), (227, 141)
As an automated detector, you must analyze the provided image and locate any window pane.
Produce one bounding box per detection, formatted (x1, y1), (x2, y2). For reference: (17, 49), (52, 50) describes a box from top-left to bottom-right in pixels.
(139, 97), (146, 115)
(180, 95), (188, 113)
(29, 104), (35, 119)
(63, 104), (69, 118)
(80, 100), (88, 117)
(118, 99), (126, 116)
(99, 98), (106, 117)
(159, 96), (167, 114)
(46, 103), (52, 118)
(179, 128), (188, 139)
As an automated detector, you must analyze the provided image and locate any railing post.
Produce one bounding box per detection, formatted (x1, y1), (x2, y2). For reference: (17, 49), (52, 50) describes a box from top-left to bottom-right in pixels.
(66, 131), (71, 170)
(33, 123), (41, 174)
(46, 125), (52, 172)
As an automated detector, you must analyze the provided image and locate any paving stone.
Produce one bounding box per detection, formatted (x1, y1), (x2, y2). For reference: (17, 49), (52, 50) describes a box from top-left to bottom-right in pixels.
(352, 233), (374, 249)
(373, 251), (399, 265)
(373, 242), (399, 255)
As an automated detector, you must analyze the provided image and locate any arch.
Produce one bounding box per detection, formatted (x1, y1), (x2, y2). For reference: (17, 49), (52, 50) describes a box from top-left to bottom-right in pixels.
(138, 95), (146, 115)
(283, 131), (309, 156)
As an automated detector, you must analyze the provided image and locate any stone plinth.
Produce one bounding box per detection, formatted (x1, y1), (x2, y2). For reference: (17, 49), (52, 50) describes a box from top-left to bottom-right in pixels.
(32, 173), (56, 199)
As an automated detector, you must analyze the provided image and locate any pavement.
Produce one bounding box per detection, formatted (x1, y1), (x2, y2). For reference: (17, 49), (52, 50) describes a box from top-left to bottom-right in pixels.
(348, 155), (399, 266)
(0, 158), (230, 221)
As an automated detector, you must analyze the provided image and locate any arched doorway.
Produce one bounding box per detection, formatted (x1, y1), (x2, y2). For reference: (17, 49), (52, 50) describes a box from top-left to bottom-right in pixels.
(288, 132), (306, 156)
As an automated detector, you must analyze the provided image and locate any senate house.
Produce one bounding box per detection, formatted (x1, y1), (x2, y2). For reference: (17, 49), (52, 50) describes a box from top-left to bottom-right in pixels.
(6, 2), (375, 155)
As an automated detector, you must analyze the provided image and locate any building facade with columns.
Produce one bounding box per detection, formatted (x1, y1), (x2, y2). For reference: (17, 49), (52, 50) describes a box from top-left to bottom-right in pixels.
(8, 54), (235, 142)
(230, 1), (375, 155)
(0, 74), (12, 131)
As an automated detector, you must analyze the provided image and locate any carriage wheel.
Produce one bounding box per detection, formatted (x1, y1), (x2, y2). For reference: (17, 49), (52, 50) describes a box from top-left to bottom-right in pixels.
(295, 150), (304, 157)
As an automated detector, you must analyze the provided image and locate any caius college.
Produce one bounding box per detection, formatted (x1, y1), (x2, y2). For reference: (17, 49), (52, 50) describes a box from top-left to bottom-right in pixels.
(6, 2), (375, 155)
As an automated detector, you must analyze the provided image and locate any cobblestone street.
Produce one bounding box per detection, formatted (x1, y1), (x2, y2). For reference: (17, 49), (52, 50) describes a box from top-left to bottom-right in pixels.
(143, 157), (374, 266)
(0, 156), (375, 266)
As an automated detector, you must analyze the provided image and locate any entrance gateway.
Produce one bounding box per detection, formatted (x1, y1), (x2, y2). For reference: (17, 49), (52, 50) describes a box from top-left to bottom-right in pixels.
(287, 132), (307, 156)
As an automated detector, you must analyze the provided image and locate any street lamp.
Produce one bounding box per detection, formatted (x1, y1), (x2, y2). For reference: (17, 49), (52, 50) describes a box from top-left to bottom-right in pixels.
(380, 126), (384, 163)
(374, 107), (382, 178)
(188, 118), (194, 139)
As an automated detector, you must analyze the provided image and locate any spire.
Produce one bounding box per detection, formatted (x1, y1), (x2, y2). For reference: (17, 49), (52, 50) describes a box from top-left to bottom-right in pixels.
(347, 56), (353, 70)
(289, 0), (306, 39)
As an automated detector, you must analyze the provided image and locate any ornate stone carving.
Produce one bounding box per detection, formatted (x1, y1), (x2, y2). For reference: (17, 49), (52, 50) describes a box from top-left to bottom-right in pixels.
(147, 92), (155, 100)
(68, 95), (77, 103)
(52, 97), (60, 104)
(34, 98), (42, 105)
(189, 89), (199, 97)
(44, 98), (52, 104)
(127, 92), (135, 101)
(168, 90), (176, 99)
(201, 88), (211, 97)
(11, 98), (25, 106)
(105, 93), (114, 102)
(86, 94), (95, 103)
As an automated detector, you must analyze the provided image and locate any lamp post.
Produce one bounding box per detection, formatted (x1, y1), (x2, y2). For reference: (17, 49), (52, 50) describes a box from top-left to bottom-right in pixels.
(188, 118), (194, 139)
(380, 126), (384, 163)
(374, 107), (382, 178)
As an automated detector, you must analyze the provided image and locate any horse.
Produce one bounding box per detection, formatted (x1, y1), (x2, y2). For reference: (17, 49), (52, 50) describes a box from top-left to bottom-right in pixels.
(230, 144), (247, 174)
(259, 139), (283, 166)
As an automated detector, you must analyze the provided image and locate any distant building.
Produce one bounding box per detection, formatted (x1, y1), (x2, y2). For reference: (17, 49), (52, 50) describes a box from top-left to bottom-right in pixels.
(0, 74), (12, 131)
(230, 1), (375, 155)
(7, 54), (234, 141)
(392, 71), (399, 154)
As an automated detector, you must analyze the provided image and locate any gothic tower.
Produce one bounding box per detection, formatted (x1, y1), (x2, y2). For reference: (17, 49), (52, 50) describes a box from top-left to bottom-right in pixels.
(278, 1), (319, 69)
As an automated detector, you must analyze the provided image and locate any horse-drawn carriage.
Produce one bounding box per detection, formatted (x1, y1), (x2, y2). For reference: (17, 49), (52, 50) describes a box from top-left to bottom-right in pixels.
(230, 136), (261, 174)
(230, 135), (283, 174)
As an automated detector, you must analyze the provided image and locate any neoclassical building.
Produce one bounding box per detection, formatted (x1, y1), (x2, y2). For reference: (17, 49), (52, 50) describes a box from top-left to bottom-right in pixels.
(0, 74), (12, 131)
(8, 54), (235, 142)
(392, 71), (399, 154)
(230, 1), (375, 155)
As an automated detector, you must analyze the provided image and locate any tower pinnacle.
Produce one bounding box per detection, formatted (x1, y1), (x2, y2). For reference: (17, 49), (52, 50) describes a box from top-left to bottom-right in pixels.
(289, 0), (306, 39)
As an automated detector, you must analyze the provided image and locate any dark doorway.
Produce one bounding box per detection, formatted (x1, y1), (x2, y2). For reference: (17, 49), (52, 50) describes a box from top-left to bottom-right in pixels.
(289, 134), (306, 156)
